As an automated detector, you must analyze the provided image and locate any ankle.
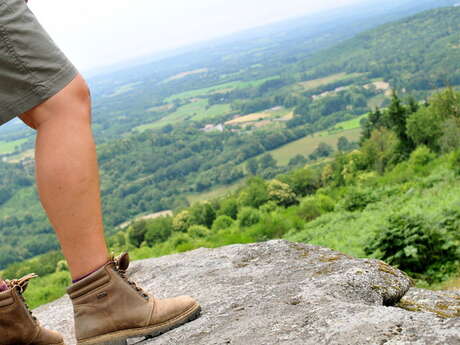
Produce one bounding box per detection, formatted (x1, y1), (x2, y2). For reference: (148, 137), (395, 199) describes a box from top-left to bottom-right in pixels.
(72, 259), (110, 284)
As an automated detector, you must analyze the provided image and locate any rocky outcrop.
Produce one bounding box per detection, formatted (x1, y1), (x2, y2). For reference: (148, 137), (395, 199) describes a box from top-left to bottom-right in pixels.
(35, 240), (460, 345)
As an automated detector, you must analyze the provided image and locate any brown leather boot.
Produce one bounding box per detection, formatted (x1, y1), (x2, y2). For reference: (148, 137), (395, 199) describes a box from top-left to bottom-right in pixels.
(67, 253), (201, 345)
(0, 274), (65, 345)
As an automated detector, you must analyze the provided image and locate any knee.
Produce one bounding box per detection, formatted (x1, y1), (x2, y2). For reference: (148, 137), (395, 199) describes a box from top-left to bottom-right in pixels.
(22, 74), (92, 130)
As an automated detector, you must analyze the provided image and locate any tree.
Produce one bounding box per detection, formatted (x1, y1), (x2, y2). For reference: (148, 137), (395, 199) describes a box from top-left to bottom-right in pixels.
(267, 179), (298, 207)
(337, 136), (350, 152)
(128, 220), (147, 247)
(288, 154), (308, 167)
(309, 142), (334, 161)
(386, 92), (416, 156)
(361, 128), (398, 174)
(145, 216), (173, 246)
(246, 158), (259, 175)
(258, 154), (277, 170)
(189, 202), (216, 228)
(238, 177), (269, 208)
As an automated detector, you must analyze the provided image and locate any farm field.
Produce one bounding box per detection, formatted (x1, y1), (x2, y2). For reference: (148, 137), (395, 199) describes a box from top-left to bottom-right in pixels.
(268, 128), (361, 165)
(225, 107), (292, 127)
(135, 100), (232, 131)
(297, 72), (363, 91)
(0, 138), (27, 155)
(186, 179), (245, 204)
(165, 76), (279, 102)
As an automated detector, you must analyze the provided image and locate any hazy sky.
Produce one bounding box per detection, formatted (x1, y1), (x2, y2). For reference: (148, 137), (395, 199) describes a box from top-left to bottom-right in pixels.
(28, 0), (362, 72)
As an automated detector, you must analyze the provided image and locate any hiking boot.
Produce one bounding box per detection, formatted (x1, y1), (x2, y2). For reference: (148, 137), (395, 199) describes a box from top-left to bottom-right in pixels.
(67, 253), (201, 345)
(0, 273), (65, 345)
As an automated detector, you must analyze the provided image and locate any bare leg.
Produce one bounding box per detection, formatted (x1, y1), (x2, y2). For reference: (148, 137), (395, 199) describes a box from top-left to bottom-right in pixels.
(20, 74), (109, 280)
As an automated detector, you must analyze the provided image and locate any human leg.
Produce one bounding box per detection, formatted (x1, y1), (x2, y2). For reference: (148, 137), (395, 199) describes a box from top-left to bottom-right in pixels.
(20, 74), (109, 281)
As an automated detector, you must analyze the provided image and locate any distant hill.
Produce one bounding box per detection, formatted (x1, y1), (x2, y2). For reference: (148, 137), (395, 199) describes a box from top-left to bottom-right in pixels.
(299, 7), (460, 91)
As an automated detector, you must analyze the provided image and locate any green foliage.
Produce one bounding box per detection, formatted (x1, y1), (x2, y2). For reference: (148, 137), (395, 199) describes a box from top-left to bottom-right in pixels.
(278, 168), (320, 197)
(128, 220), (148, 247)
(238, 177), (269, 208)
(2, 251), (64, 279)
(340, 187), (377, 212)
(189, 202), (216, 228)
(267, 179), (297, 207)
(144, 216), (173, 246)
(217, 198), (239, 219)
(212, 215), (235, 231)
(188, 225), (211, 239)
(365, 213), (459, 280)
(238, 207), (261, 227)
(361, 128), (398, 174)
(297, 198), (322, 222)
(408, 146), (436, 168)
(172, 210), (193, 233)
(249, 213), (291, 241)
(449, 149), (460, 176)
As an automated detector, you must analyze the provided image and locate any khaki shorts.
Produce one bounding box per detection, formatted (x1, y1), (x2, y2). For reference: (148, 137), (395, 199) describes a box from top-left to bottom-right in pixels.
(0, 0), (77, 125)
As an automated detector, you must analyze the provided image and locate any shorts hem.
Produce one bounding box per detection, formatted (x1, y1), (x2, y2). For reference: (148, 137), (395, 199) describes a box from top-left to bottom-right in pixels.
(0, 61), (78, 126)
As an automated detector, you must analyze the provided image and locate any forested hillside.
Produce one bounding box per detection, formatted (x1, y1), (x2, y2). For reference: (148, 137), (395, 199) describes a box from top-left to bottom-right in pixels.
(7, 89), (460, 309)
(1, 3), (460, 270)
(297, 7), (460, 91)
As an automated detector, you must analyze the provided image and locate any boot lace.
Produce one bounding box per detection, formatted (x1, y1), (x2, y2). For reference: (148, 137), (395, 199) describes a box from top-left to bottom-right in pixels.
(113, 254), (149, 300)
(5, 273), (39, 322)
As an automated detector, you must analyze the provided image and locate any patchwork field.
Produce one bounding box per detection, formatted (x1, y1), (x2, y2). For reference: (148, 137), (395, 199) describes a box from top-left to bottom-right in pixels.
(165, 76), (279, 102)
(297, 72), (363, 91)
(0, 138), (28, 155)
(135, 99), (232, 131)
(225, 107), (292, 127)
(268, 128), (361, 165)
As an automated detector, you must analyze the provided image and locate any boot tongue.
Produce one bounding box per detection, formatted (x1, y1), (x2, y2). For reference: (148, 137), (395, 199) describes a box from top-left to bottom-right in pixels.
(116, 252), (130, 271)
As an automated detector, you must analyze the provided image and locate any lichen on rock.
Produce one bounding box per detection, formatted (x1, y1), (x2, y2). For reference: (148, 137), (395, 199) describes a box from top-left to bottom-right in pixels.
(35, 240), (460, 345)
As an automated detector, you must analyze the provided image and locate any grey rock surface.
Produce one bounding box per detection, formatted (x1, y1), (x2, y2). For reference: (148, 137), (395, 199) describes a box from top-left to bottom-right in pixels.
(34, 240), (460, 345)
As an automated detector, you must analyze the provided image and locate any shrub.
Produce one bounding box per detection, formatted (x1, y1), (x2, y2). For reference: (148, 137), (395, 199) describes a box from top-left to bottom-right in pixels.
(212, 215), (235, 231)
(249, 213), (291, 241)
(297, 198), (322, 221)
(144, 216), (173, 246)
(189, 202), (216, 228)
(340, 187), (377, 212)
(267, 179), (297, 207)
(238, 177), (269, 208)
(188, 225), (211, 239)
(449, 149), (460, 176)
(128, 220), (147, 247)
(315, 194), (336, 213)
(408, 145), (435, 168)
(169, 233), (193, 248)
(365, 213), (459, 278)
(172, 210), (193, 232)
(217, 198), (239, 219)
(238, 207), (261, 227)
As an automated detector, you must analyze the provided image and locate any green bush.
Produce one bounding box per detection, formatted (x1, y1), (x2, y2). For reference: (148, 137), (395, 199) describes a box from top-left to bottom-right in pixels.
(249, 213), (291, 241)
(144, 216), (173, 246)
(212, 215), (235, 231)
(238, 207), (261, 227)
(340, 187), (377, 212)
(365, 213), (459, 279)
(188, 225), (211, 239)
(449, 149), (460, 176)
(128, 220), (148, 247)
(409, 145), (436, 167)
(315, 194), (336, 212)
(267, 179), (297, 207)
(297, 197), (322, 221)
(217, 198), (239, 219)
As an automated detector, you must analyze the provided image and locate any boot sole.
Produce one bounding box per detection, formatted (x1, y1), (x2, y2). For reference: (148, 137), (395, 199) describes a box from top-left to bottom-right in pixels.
(77, 302), (201, 345)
